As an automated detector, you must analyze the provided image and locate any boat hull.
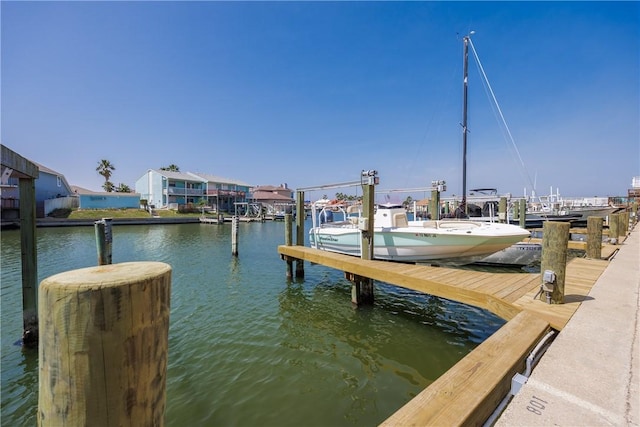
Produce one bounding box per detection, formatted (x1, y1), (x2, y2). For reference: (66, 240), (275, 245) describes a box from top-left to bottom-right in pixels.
(309, 221), (530, 263)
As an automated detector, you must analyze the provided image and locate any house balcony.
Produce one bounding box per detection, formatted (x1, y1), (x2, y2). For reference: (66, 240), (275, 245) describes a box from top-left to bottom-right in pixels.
(165, 187), (205, 196)
(206, 189), (246, 198)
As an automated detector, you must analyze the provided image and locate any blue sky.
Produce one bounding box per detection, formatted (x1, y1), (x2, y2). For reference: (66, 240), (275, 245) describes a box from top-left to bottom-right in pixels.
(2, 1), (638, 202)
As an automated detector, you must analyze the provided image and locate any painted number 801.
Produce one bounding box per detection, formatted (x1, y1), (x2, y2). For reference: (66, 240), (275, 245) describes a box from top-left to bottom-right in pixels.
(526, 396), (547, 415)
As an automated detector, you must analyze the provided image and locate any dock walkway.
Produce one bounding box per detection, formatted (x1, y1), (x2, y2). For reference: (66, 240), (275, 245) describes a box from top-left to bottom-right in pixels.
(277, 228), (637, 425)
(496, 226), (639, 426)
(278, 244), (611, 330)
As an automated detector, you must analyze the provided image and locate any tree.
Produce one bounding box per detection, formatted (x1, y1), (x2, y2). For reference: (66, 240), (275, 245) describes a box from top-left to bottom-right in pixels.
(116, 183), (131, 193)
(96, 159), (115, 192)
(160, 164), (180, 172)
(102, 181), (115, 193)
(403, 196), (414, 208)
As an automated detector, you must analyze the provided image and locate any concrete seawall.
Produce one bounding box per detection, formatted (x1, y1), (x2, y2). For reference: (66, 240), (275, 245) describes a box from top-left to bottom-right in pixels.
(32, 217), (201, 228)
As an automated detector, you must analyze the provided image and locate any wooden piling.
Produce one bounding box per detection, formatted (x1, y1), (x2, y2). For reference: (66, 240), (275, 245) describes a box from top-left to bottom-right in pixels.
(540, 221), (570, 304)
(19, 177), (38, 348)
(519, 199), (527, 229)
(429, 189), (440, 220)
(586, 216), (603, 259)
(295, 191), (305, 278)
(284, 213), (294, 279)
(623, 211), (630, 235)
(38, 261), (172, 427)
(609, 213), (620, 244)
(499, 197), (507, 223)
(231, 215), (239, 256)
(352, 177), (376, 305)
(347, 273), (374, 305)
(94, 218), (113, 265)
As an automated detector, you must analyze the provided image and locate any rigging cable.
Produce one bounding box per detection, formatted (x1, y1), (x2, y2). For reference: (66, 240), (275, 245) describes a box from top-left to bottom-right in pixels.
(467, 38), (537, 194)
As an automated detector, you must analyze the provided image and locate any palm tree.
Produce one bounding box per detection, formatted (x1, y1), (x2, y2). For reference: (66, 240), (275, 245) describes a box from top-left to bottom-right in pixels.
(96, 159), (115, 191)
(102, 181), (115, 193)
(116, 183), (131, 193)
(160, 164), (180, 172)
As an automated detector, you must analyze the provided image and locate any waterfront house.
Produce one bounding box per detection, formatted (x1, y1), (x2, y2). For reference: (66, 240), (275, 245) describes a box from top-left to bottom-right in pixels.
(71, 186), (140, 210)
(1, 159), (75, 218)
(190, 173), (252, 213)
(134, 170), (251, 213)
(250, 184), (294, 214)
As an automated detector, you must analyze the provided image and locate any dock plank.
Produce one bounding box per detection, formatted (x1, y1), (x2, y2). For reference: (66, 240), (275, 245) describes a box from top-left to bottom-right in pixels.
(380, 311), (550, 427)
(278, 245), (608, 331)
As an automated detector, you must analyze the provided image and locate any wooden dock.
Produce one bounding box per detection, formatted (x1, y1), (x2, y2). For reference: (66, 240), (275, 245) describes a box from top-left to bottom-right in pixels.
(277, 239), (620, 425)
(277, 245), (610, 330)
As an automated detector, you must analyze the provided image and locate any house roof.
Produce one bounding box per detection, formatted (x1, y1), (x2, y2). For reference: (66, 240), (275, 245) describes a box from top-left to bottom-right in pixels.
(34, 161), (73, 194)
(189, 172), (252, 187)
(71, 185), (138, 196)
(151, 169), (207, 182)
(71, 185), (101, 195)
(251, 191), (294, 202)
(253, 185), (289, 192)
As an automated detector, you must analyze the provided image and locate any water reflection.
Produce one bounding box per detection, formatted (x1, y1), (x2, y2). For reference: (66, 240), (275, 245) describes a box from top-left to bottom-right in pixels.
(2, 223), (505, 427)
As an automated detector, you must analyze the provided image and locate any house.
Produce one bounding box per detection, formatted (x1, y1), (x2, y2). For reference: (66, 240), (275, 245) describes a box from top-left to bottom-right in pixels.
(71, 186), (140, 210)
(134, 169), (251, 212)
(1, 160), (76, 218)
(190, 173), (252, 213)
(250, 184), (294, 212)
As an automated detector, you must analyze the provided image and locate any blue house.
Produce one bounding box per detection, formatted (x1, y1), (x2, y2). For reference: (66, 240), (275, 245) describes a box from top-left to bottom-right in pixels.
(72, 186), (140, 210)
(1, 162), (75, 217)
(135, 170), (251, 212)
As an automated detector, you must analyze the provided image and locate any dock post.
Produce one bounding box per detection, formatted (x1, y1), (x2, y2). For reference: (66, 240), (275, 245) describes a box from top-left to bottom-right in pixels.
(586, 216), (603, 259)
(38, 261), (172, 427)
(348, 273), (374, 305)
(632, 202), (638, 226)
(19, 177), (38, 348)
(284, 213), (294, 279)
(499, 197), (507, 223)
(623, 211), (630, 235)
(540, 221), (570, 304)
(295, 191), (305, 278)
(231, 215), (239, 256)
(609, 213), (620, 244)
(616, 212), (625, 240)
(430, 189), (440, 220)
(352, 171), (377, 305)
(94, 218), (113, 265)
(519, 199), (527, 229)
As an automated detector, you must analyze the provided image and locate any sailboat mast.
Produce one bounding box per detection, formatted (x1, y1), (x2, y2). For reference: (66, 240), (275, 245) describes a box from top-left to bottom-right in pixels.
(461, 33), (471, 211)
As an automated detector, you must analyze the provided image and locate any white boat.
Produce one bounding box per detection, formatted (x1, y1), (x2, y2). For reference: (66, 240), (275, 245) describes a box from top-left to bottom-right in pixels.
(309, 203), (531, 264)
(308, 34), (533, 265)
(474, 241), (541, 267)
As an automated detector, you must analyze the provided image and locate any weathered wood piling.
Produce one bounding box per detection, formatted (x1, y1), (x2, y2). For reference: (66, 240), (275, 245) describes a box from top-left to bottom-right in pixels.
(38, 261), (172, 427)
(94, 217), (113, 265)
(586, 216), (603, 259)
(284, 213), (294, 279)
(539, 221), (570, 304)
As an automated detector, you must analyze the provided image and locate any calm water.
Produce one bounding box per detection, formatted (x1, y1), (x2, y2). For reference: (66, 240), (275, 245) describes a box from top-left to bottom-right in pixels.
(1, 221), (505, 426)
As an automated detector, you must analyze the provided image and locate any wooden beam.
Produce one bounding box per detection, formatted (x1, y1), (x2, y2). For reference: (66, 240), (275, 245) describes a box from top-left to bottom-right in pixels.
(380, 311), (550, 426)
(1, 144), (39, 178)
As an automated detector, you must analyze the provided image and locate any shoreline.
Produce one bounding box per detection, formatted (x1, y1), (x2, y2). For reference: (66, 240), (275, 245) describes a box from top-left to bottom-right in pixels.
(1, 217), (202, 229)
